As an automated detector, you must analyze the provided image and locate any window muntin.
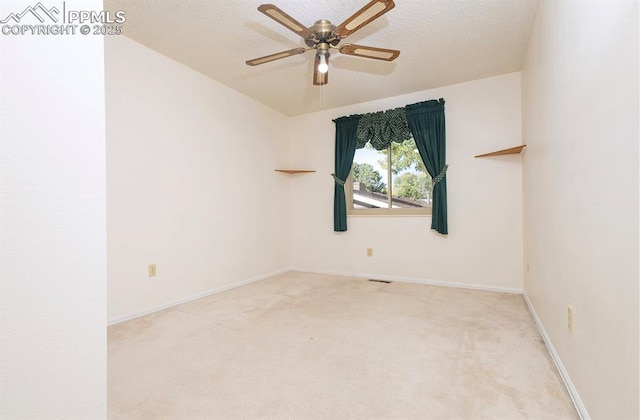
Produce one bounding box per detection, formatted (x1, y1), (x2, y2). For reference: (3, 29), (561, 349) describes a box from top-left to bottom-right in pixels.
(348, 139), (432, 216)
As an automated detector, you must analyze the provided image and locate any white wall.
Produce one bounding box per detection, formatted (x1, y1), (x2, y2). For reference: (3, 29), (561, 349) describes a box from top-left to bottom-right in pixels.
(0, 0), (107, 418)
(106, 36), (293, 322)
(290, 73), (524, 291)
(521, 0), (639, 418)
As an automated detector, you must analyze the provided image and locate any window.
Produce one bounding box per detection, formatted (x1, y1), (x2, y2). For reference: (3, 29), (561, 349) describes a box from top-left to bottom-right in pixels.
(347, 138), (432, 216)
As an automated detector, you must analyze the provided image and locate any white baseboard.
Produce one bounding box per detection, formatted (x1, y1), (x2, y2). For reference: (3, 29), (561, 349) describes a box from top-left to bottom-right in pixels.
(107, 268), (292, 325)
(108, 268), (519, 325)
(290, 267), (523, 294)
(523, 292), (589, 420)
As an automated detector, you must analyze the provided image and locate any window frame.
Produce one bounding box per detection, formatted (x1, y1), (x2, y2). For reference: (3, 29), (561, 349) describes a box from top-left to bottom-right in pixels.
(346, 144), (432, 217)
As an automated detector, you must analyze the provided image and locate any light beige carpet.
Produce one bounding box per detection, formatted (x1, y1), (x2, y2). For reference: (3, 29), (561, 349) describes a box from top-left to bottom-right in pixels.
(108, 272), (577, 419)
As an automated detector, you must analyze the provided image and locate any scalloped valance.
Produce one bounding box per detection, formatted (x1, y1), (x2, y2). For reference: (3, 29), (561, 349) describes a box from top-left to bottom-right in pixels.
(355, 106), (412, 150)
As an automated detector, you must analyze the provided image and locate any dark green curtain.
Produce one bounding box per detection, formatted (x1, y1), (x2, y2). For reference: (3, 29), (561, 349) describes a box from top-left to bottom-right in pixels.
(405, 99), (448, 235)
(332, 114), (361, 232)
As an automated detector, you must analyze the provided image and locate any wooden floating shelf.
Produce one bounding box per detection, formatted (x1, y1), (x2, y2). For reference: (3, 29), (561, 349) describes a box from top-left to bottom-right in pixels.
(475, 145), (526, 158)
(274, 169), (316, 174)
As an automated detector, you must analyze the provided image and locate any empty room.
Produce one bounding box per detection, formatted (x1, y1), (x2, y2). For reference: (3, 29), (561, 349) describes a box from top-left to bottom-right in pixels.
(1, 0), (638, 419)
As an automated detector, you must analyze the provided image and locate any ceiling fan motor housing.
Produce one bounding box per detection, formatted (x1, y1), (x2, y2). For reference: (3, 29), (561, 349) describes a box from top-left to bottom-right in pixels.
(305, 19), (340, 47)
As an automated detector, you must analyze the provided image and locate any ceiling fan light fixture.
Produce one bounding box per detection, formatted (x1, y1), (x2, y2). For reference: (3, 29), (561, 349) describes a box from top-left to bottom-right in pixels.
(317, 53), (329, 74)
(314, 53), (328, 85)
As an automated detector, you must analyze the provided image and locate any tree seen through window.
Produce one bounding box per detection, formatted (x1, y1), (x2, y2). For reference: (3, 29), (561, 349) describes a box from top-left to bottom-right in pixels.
(350, 138), (432, 211)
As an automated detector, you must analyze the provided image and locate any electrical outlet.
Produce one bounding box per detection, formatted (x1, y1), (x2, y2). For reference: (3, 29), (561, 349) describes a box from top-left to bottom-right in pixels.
(567, 305), (574, 334)
(148, 264), (157, 277)
(366, 248), (373, 257)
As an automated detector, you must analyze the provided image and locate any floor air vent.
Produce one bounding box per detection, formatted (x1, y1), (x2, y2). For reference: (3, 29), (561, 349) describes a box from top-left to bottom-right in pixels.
(368, 279), (392, 284)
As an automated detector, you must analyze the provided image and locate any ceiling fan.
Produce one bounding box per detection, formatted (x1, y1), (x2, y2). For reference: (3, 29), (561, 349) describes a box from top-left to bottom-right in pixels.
(245, 0), (400, 85)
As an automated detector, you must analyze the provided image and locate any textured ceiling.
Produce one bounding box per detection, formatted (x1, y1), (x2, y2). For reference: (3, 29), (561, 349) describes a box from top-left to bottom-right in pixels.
(105, 0), (538, 116)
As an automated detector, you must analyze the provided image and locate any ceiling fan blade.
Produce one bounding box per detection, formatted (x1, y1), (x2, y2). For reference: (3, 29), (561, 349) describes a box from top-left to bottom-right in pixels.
(257, 4), (315, 39)
(313, 54), (328, 85)
(333, 0), (395, 39)
(246, 47), (307, 66)
(339, 44), (400, 61)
